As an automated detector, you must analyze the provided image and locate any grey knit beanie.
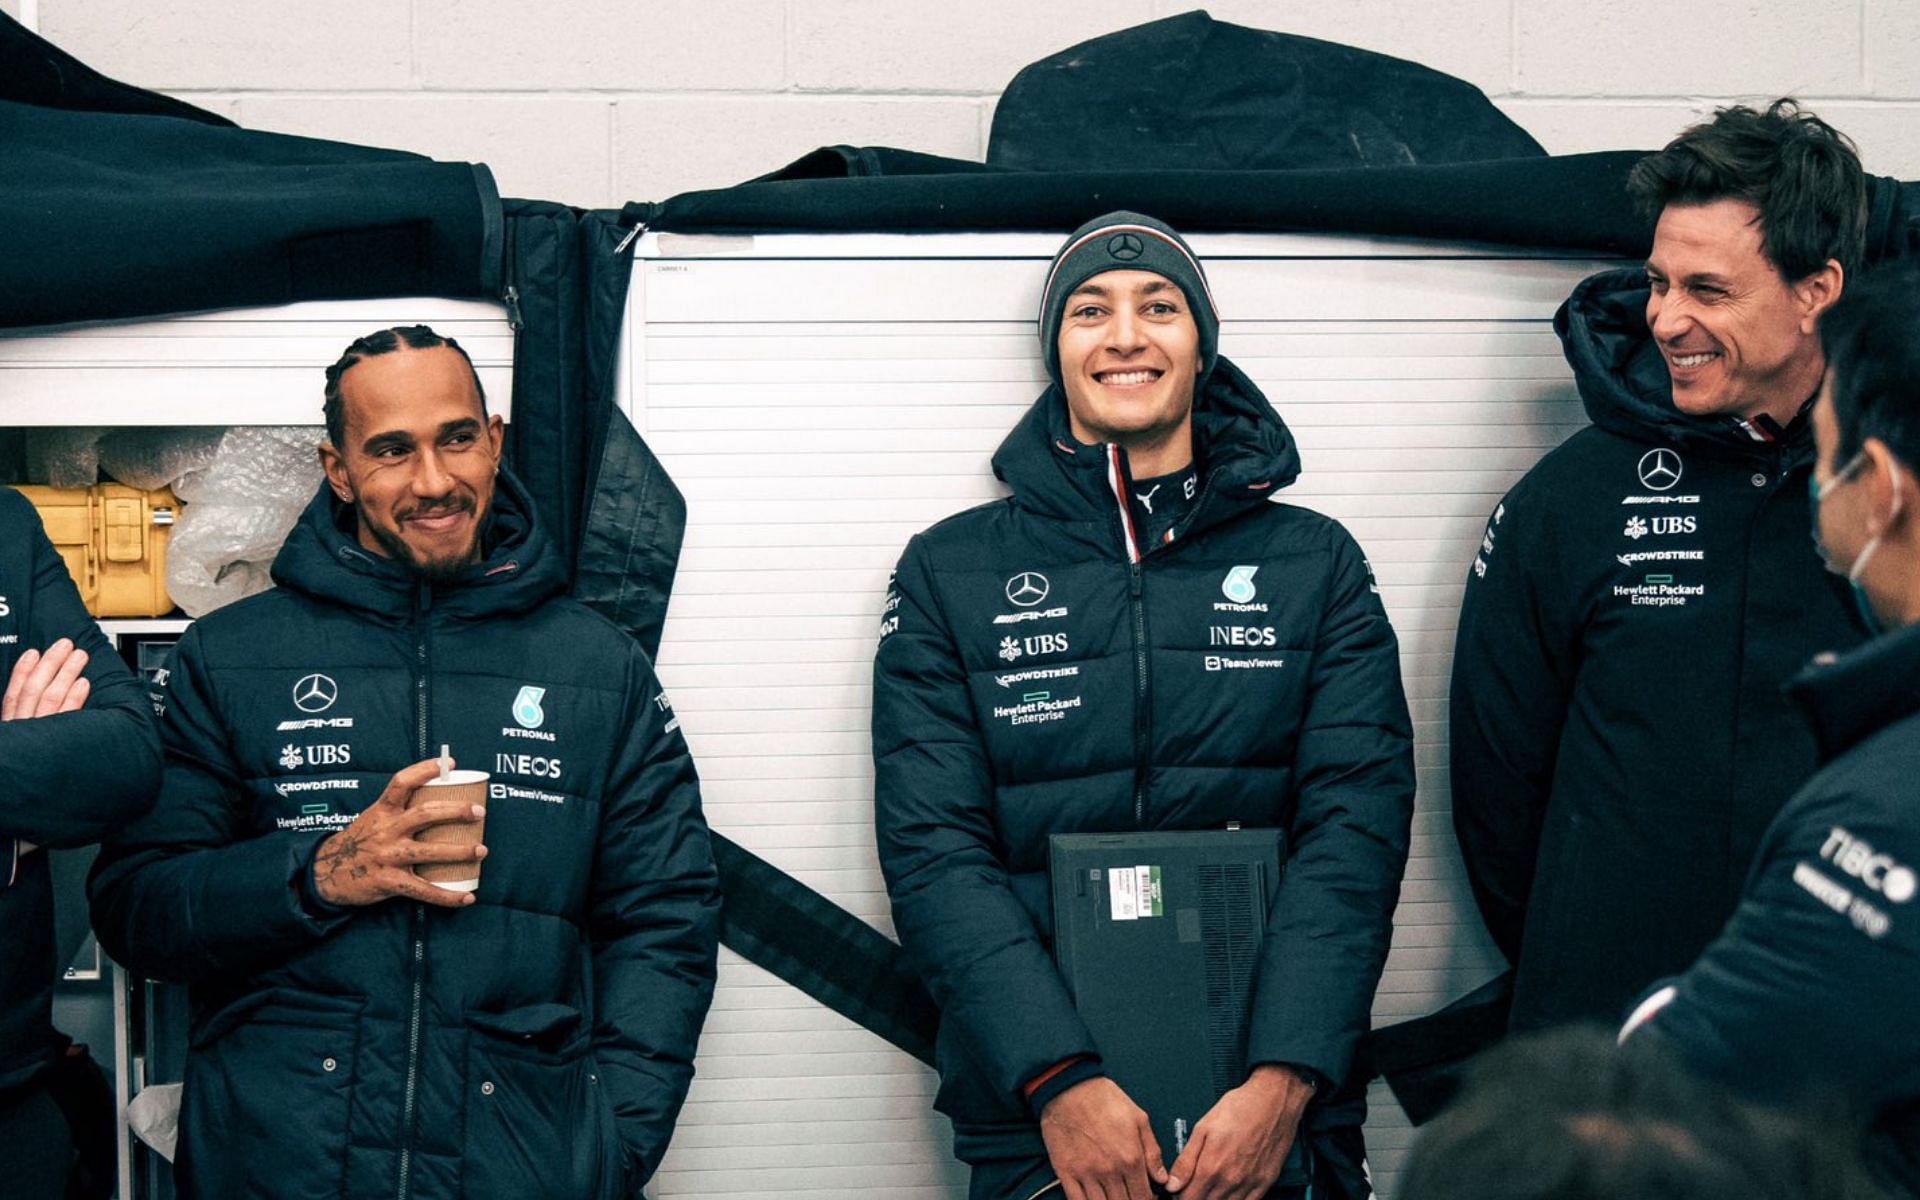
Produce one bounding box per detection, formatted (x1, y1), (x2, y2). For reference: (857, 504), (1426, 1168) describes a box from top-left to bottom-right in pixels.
(1038, 210), (1219, 385)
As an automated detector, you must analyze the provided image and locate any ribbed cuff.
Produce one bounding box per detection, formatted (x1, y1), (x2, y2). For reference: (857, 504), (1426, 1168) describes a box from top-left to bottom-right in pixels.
(1025, 1057), (1107, 1117)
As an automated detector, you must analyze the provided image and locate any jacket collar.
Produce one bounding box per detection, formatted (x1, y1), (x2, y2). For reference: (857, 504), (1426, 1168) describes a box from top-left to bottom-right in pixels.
(990, 354), (1302, 553)
(270, 469), (568, 622)
(1788, 622), (1920, 761)
(1555, 267), (1817, 466)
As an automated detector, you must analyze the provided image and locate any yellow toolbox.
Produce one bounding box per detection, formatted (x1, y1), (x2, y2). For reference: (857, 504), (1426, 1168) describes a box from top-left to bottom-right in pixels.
(16, 484), (179, 617)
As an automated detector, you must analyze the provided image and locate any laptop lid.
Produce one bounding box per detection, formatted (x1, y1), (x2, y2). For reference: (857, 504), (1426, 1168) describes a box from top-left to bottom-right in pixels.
(1049, 828), (1293, 1168)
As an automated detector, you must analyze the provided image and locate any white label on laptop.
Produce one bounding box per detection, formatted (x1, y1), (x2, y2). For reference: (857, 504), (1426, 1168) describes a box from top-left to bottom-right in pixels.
(1108, 865), (1163, 920)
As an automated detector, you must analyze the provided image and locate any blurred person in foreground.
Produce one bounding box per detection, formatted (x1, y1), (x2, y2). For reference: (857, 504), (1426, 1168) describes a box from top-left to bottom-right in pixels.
(1399, 1027), (1887, 1200)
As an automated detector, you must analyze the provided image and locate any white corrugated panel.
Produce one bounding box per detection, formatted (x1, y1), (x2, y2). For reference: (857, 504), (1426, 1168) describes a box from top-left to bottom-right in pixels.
(0, 299), (514, 426)
(620, 232), (1616, 1199)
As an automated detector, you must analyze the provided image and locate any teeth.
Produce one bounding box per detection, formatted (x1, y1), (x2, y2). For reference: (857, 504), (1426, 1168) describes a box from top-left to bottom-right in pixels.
(1672, 352), (1718, 368)
(1100, 370), (1157, 386)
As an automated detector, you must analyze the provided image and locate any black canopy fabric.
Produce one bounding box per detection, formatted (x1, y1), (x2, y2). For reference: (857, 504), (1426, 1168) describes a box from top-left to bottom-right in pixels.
(643, 152), (1657, 257)
(988, 10), (1545, 171)
(0, 13), (498, 330)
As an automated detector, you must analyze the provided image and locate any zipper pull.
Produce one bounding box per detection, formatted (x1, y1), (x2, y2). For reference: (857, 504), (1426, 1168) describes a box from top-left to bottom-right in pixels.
(502, 285), (524, 332)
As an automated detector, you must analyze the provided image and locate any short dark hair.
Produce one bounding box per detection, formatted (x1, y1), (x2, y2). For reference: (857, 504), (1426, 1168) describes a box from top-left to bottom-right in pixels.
(1819, 262), (1920, 468)
(322, 325), (487, 449)
(1628, 99), (1867, 282)
(1398, 1028), (1885, 1200)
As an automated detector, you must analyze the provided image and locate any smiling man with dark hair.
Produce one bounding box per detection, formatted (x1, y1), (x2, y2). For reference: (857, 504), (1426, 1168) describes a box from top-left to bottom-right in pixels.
(1450, 100), (1869, 1035)
(874, 213), (1414, 1200)
(90, 328), (721, 1200)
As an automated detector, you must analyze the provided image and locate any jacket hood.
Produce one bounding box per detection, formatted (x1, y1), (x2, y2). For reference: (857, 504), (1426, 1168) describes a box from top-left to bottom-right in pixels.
(990, 354), (1301, 541)
(1789, 621), (1920, 761)
(271, 468), (569, 621)
(1554, 267), (1814, 461)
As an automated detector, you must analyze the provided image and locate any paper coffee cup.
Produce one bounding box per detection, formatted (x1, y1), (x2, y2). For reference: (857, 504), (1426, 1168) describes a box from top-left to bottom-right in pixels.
(410, 769), (488, 892)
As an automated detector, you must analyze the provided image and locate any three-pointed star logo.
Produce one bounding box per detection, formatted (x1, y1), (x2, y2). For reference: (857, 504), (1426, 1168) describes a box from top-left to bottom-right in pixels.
(1107, 232), (1146, 261)
(292, 673), (339, 713)
(1638, 448), (1684, 492)
(1005, 571), (1051, 607)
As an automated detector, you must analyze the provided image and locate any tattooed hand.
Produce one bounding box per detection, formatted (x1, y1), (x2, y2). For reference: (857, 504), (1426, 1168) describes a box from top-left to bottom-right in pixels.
(311, 757), (485, 908)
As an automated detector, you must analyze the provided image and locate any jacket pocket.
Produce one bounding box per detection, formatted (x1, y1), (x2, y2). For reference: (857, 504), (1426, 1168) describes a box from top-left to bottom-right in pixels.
(462, 1005), (618, 1200)
(180, 990), (365, 1200)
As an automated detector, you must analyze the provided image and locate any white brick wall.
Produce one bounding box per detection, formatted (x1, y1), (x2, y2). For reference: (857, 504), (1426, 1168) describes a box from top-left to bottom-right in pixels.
(20, 0), (1920, 205)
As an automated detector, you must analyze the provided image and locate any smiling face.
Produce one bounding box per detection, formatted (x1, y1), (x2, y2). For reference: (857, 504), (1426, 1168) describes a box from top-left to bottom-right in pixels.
(319, 344), (504, 580)
(1645, 198), (1838, 423)
(1056, 269), (1201, 458)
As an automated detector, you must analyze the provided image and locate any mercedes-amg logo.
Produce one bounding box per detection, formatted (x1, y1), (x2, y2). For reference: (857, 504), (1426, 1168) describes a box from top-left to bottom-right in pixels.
(1107, 232), (1145, 261)
(292, 673), (339, 713)
(1005, 572), (1051, 607)
(1638, 448), (1683, 492)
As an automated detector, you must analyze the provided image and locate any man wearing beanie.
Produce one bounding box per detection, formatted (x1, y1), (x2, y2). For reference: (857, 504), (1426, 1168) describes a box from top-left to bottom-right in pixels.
(873, 212), (1414, 1200)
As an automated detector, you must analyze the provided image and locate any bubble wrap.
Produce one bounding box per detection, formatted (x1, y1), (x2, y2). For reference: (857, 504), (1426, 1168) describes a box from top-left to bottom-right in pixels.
(165, 427), (324, 617)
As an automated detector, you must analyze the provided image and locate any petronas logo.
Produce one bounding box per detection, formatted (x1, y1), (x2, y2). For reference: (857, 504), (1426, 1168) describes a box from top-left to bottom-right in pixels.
(512, 686), (547, 730)
(1222, 565), (1259, 605)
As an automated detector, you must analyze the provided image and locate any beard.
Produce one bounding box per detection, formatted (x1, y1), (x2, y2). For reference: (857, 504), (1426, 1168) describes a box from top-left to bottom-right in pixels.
(361, 502), (487, 584)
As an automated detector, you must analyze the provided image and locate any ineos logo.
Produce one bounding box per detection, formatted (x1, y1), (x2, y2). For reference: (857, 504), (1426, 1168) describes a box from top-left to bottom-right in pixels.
(1638, 448), (1684, 492)
(1005, 572), (1051, 608)
(292, 673), (339, 713)
(1106, 233), (1145, 261)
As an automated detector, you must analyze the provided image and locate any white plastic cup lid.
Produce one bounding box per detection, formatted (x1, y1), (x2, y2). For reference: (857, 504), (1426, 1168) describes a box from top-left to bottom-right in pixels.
(422, 770), (490, 787)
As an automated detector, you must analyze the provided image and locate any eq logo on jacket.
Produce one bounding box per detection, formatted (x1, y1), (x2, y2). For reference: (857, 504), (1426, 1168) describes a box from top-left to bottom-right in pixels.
(1822, 826), (1917, 903)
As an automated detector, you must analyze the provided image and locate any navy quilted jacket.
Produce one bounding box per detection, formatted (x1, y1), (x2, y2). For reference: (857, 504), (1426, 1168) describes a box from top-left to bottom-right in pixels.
(873, 360), (1414, 1163)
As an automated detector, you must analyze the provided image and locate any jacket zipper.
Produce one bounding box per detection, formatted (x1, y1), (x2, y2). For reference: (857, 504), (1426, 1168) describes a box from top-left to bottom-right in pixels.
(396, 582), (434, 1200)
(1104, 445), (1153, 826)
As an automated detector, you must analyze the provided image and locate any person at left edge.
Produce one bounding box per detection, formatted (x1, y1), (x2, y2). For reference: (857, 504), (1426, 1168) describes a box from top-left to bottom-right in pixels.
(0, 489), (161, 1200)
(874, 212), (1415, 1200)
(89, 326), (721, 1200)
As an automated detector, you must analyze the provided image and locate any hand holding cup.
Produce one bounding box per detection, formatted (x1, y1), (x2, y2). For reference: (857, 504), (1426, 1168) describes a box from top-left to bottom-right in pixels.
(312, 757), (486, 908)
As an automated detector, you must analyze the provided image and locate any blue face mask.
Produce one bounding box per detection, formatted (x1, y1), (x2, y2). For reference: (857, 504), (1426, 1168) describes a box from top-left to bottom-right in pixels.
(1809, 451), (1903, 634)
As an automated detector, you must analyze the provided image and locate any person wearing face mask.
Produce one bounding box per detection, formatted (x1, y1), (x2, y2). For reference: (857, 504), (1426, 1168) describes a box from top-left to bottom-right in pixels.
(1620, 263), (1920, 1199)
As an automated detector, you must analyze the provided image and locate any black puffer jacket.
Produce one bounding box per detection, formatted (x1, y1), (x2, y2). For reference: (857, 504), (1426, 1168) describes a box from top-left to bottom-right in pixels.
(873, 360), (1414, 1163)
(1633, 622), (1920, 1197)
(89, 475), (720, 1200)
(0, 487), (160, 1098)
(1451, 268), (1865, 1031)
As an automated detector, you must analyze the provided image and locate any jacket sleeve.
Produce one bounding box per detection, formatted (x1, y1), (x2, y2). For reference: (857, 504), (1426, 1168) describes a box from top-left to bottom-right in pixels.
(88, 624), (348, 983)
(1246, 528), (1415, 1090)
(1448, 484), (1578, 963)
(872, 537), (1098, 1101)
(588, 649), (721, 1192)
(1627, 789), (1920, 1105)
(0, 490), (160, 848)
